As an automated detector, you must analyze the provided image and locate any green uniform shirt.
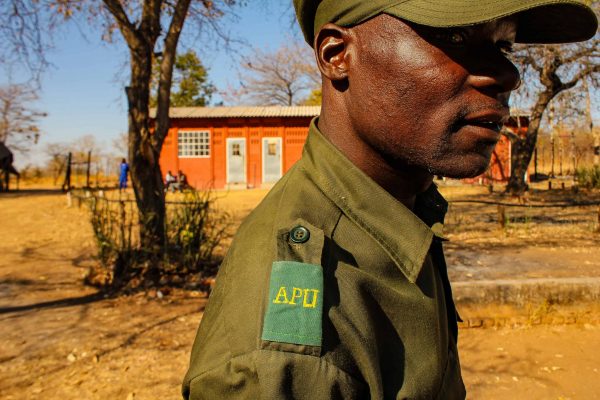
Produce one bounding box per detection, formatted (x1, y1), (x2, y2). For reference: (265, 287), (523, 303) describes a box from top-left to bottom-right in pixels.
(183, 119), (466, 399)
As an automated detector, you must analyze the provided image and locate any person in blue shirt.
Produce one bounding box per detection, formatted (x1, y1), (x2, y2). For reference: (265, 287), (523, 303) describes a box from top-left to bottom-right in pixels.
(119, 158), (129, 190)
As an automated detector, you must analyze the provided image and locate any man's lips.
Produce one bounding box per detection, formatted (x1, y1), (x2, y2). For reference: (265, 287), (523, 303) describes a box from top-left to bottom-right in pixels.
(464, 121), (503, 133)
(454, 108), (510, 135)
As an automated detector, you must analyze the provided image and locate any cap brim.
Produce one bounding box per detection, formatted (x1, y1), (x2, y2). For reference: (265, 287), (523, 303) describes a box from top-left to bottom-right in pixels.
(385, 0), (598, 43)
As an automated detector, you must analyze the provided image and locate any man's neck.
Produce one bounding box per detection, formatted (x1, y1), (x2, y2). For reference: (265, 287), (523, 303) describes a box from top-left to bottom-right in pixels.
(317, 112), (433, 210)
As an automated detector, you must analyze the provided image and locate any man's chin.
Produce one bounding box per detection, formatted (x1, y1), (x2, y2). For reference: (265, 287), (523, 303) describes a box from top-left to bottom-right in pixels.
(430, 159), (491, 179)
(424, 146), (496, 179)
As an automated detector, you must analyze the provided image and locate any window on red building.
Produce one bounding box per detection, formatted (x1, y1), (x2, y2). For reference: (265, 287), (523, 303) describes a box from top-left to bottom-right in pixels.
(178, 130), (210, 157)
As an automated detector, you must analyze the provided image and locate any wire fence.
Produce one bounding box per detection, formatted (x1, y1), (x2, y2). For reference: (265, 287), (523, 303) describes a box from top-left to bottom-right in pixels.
(67, 188), (600, 233)
(68, 187), (233, 290)
(448, 199), (600, 232)
(450, 199), (600, 208)
(66, 188), (212, 206)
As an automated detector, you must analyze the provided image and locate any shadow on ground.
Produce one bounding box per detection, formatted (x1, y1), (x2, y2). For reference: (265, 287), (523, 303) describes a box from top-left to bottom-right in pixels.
(0, 292), (105, 314)
(0, 188), (64, 198)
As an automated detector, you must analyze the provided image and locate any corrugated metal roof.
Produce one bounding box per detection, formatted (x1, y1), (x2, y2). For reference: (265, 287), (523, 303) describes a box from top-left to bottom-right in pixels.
(151, 106), (321, 119)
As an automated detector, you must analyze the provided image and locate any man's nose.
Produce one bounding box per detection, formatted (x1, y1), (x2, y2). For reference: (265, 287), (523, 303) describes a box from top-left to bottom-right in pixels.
(467, 50), (521, 95)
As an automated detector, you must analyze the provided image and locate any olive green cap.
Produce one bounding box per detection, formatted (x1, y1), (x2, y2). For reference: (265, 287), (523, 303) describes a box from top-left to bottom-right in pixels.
(294, 0), (598, 46)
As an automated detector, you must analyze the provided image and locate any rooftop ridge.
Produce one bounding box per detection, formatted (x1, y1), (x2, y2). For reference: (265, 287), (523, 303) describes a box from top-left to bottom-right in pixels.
(150, 105), (322, 119)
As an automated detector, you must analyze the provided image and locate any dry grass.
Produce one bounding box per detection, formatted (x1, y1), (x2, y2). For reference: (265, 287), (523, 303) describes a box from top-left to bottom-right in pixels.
(439, 182), (600, 248)
(1, 183), (600, 399)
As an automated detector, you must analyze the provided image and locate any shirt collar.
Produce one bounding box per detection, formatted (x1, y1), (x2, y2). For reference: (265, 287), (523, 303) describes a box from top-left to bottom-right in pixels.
(300, 118), (447, 283)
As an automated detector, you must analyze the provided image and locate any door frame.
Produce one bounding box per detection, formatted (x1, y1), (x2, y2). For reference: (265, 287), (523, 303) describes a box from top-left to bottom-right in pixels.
(262, 137), (283, 184)
(225, 137), (247, 184)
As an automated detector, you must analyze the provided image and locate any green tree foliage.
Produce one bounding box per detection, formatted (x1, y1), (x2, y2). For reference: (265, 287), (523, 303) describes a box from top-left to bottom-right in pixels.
(151, 50), (215, 107)
(302, 88), (322, 106)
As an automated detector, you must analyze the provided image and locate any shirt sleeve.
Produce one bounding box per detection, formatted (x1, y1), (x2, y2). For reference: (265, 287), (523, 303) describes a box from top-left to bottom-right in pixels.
(183, 350), (367, 400)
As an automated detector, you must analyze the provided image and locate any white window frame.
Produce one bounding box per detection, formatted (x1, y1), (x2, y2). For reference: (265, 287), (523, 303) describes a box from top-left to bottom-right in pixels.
(178, 130), (211, 158)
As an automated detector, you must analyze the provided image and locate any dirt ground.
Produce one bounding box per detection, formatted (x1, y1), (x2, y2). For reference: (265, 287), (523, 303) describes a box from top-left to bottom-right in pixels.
(1, 185), (600, 399)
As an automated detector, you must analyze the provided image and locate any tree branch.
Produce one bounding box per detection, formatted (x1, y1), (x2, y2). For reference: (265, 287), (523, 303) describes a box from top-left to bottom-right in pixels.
(560, 40), (600, 64)
(562, 64), (600, 91)
(101, 0), (142, 49)
(140, 0), (163, 44)
(154, 0), (192, 150)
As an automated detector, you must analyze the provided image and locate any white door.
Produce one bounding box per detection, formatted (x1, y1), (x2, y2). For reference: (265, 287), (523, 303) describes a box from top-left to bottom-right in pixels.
(226, 138), (246, 184)
(262, 137), (282, 184)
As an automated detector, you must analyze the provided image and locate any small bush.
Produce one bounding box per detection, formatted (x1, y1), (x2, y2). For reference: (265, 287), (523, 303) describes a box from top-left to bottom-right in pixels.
(575, 166), (600, 189)
(19, 165), (44, 182)
(83, 189), (232, 292)
(165, 191), (231, 277)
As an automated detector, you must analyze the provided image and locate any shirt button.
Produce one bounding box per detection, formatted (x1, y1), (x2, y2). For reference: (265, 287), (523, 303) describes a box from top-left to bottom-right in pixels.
(290, 226), (310, 243)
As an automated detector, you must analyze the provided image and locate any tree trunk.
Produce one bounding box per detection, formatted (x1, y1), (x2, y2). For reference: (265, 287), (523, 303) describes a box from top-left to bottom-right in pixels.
(506, 92), (552, 194)
(126, 46), (166, 255)
(507, 135), (534, 194)
(594, 132), (600, 167)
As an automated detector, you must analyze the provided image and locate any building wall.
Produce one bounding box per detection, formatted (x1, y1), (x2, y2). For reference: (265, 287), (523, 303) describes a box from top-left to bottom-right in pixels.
(463, 117), (530, 184)
(159, 116), (313, 189)
(160, 115), (531, 188)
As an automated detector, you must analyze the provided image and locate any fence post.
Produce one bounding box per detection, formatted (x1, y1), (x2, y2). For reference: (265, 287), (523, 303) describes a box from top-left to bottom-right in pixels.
(62, 152), (72, 192)
(497, 205), (507, 229)
(86, 150), (92, 188)
(66, 192), (72, 208)
(119, 200), (126, 250)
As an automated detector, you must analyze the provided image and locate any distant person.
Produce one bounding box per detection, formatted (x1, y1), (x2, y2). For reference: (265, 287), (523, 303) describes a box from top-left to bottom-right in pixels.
(165, 170), (176, 192)
(177, 170), (188, 191)
(118, 158), (129, 190)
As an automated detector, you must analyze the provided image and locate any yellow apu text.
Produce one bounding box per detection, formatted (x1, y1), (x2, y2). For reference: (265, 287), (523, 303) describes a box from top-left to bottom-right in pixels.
(273, 286), (320, 308)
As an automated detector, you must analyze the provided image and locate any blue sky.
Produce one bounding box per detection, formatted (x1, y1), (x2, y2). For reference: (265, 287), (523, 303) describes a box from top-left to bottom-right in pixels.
(3, 4), (598, 168)
(4, 2), (300, 167)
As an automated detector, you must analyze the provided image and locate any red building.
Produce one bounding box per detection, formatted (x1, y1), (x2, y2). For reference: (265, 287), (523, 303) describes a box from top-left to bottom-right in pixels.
(158, 106), (319, 189)
(463, 114), (530, 184)
(158, 106), (528, 189)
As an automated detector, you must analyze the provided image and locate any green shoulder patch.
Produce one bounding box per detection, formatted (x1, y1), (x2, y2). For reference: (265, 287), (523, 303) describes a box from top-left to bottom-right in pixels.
(261, 261), (323, 347)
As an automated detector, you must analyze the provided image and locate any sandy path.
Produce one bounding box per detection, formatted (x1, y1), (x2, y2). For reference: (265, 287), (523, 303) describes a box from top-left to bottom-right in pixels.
(1, 188), (599, 399)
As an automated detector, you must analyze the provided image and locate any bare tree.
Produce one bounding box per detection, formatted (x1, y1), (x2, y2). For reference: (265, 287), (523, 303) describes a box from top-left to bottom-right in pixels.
(507, 21), (599, 193)
(234, 40), (320, 106)
(45, 137), (117, 186)
(0, 1), (63, 81)
(112, 132), (128, 158)
(583, 78), (599, 167)
(44, 142), (70, 184)
(2, 1), (240, 266)
(98, 0), (240, 257)
(0, 83), (46, 153)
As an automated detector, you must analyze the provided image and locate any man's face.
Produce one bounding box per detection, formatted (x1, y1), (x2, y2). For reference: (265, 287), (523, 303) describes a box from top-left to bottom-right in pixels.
(345, 14), (520, 178)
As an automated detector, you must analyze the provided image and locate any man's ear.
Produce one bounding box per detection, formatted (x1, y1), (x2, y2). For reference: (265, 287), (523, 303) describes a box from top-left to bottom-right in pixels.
(314, 23), (354, 81)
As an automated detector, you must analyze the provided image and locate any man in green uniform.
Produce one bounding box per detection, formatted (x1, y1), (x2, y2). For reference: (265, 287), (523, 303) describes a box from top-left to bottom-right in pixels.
(184, 1), (597, 398)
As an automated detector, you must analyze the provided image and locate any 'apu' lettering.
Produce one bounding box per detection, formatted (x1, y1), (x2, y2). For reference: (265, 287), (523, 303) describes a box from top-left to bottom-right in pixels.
(272, 286), (320, 308)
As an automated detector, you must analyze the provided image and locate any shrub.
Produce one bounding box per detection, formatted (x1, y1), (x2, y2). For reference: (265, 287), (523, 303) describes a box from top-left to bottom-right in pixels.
(83, 189), (232, 292)
(575, 166), (600, 189)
